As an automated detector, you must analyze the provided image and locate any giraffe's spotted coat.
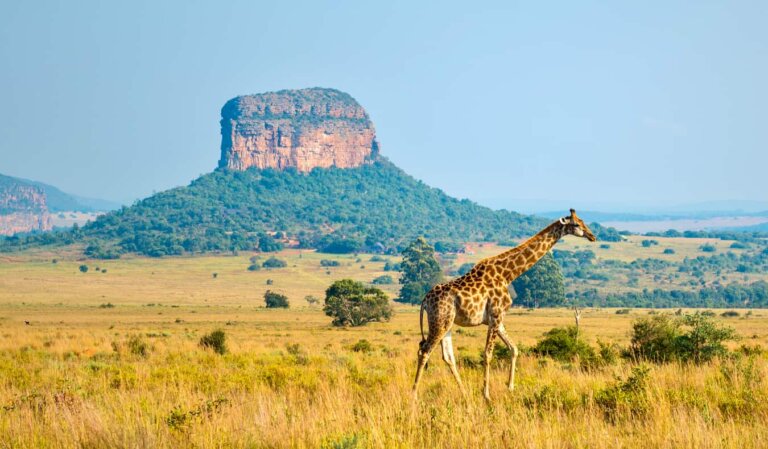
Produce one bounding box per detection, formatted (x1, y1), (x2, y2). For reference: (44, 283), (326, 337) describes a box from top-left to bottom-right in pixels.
(412, 209), (596, 401)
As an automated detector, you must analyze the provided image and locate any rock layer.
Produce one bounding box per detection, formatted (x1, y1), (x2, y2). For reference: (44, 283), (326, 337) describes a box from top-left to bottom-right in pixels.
(218, 88), (379, 172)
(0, 180), (52, 236)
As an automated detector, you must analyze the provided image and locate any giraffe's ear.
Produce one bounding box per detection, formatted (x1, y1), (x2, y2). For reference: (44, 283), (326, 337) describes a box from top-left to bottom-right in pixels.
(559, 217), (567, 225)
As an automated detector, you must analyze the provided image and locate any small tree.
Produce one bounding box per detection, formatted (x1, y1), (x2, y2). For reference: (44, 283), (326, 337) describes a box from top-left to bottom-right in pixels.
(324, 279), (393, 326)
(79, 264), (89, 273)
(264, 290), (289, 308)
(511, 252), (565, 307)
(396, 237), (443, 304)
(304, 295), (320, 306)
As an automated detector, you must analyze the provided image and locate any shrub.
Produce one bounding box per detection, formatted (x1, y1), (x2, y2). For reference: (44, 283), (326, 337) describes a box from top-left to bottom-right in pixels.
(456, 262), (475, 276)
(371, 275), (394, 285)
(641, 240), (658, 248)
(350, 339), (373, 353)
(127, 335), (149, 357)
(369, 255), (386, 262)
(324, 279), (393, 326)
(199, 330), (227, 354)
(262, 257), (287, 268)
(99, 302), (115, 309)
(383, 261), (401, 272)
(264, 290), (289, 308)
(629, 312), (737, 363)
(79, 264), (89, 273)
(700, 243), (717, 253)
(628, 314), (680, 363)
(304, 295), (320, 306)
(720, 310), (740, 318)
(663, 248), (675, 254)
(247, 264), (260, 271)
(675, 312), (736, 363)
(730, 242), (748, 249)
(532, 326), (596, 364)
(594, 365), (651, 421)
(320, 259), (341, 267)
(615, 308), (631, 315)
(599, 244), (611, 249)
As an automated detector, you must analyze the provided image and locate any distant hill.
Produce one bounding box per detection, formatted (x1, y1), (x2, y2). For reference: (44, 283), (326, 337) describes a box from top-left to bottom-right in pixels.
(78, 159), (546, 257)
(0, 173), (120, 213)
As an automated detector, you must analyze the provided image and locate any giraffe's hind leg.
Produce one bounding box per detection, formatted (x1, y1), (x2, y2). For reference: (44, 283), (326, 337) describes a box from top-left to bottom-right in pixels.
(440, 329), (465, 394)
(412, 295), (453, 400)
(496, 323), (519, 391)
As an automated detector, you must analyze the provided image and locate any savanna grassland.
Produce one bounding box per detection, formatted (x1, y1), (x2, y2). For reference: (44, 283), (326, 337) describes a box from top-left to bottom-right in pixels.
(1, 239), (768, 448)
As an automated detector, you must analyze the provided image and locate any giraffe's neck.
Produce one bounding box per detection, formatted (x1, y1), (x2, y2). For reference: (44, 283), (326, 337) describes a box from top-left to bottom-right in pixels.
(488, 221), (563, 283)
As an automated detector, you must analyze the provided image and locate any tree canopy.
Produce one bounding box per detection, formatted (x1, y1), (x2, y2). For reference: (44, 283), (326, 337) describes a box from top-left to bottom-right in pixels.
(396, 237), (443, 304)
(512, 252), (565, 307)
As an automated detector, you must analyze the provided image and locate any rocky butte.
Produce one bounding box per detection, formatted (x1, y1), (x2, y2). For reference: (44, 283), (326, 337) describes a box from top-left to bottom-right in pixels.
(0, 176), (52, 236)
(218, 88), (380, 172)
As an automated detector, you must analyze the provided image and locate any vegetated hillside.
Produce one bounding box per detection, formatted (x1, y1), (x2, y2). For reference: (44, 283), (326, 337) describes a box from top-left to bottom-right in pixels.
(74, 159), (546, 257)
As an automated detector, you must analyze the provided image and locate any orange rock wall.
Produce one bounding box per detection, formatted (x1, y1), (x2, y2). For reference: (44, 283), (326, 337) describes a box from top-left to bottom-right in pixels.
(218, 88), (378, 172)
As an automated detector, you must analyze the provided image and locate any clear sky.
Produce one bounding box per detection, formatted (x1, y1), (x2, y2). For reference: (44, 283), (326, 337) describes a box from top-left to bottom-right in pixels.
(1, 1), (766, 212)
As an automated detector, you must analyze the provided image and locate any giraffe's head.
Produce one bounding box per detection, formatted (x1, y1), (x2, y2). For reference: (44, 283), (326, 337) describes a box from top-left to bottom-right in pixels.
(559, 208), (596, 242)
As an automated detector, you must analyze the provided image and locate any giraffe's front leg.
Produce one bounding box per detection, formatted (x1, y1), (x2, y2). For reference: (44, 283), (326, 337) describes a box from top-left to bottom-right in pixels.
(482, 324), (497, 401)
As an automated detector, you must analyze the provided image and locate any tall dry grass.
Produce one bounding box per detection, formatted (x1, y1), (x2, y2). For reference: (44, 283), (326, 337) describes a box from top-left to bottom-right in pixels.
(1, 306), (767, 448)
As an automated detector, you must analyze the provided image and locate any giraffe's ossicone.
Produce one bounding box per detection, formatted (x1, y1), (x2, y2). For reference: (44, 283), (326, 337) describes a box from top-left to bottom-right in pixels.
(412, 209), (596, 401)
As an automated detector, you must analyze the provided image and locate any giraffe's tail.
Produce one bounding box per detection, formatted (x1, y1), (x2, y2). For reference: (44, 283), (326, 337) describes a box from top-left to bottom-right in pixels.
(418, 298), (427, 356)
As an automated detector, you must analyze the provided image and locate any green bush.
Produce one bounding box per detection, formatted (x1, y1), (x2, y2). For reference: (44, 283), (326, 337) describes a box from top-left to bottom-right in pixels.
(721, 310), (740, 318)
(629, 312), (736, 363)
(595, 365), (651, 421)
(532, 326), (596, 364)
(262, 257), (287, 268)
(199, 330), (227, 354)
(320, 259), (341, 267)
(663, 248), (675, 254)
(371, 275), (393, 285)
(350, 339), (373, 353)
(629, 314), (681, 362)
(700, 243), (717, 253)
(79, 264), (88, 273)
(264, 290), (289, 308)
(456, 262), (475, 276)
(128, 335), (149, 357)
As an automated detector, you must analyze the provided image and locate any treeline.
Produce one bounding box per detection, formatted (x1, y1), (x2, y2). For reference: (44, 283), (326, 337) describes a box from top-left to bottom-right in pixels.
(645, 228), (768, 242)
(1, 160), (546, 258)
(569, 281), (768, 308)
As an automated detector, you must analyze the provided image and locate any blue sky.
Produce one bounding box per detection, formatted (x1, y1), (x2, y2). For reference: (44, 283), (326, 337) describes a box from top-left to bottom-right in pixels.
(1, 1), (766, 212)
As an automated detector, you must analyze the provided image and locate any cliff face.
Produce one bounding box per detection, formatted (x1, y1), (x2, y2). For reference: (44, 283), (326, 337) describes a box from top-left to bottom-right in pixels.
(218, 88), (379, 172)
(0, 178), (52, 235)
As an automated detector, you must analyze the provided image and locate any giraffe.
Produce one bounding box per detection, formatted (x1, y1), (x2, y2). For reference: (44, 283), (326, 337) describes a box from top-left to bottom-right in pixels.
(412, 209), (596, 401)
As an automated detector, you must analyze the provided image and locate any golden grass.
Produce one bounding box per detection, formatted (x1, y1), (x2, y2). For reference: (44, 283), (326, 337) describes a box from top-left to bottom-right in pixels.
(1, 303), (768, 448)
(1, 247), (768, 447)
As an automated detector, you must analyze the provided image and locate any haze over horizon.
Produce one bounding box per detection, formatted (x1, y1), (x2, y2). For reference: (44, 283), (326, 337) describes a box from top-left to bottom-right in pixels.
(1, 1), (766, 211)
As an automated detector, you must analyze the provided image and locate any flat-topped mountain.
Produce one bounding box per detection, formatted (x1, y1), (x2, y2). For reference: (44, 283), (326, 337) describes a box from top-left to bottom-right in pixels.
(3, 88), (546, 257)
(219, 88), (379, 172)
